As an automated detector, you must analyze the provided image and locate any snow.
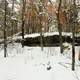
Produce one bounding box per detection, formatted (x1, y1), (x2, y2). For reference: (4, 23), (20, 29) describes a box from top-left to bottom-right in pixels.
(0, 39), (4, 42)
(13, 32), (73, 41)
(0, 43), (80, 80)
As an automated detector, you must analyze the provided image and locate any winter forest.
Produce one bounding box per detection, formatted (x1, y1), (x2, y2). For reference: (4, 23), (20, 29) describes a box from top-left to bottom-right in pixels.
(0, 0), (80, 80)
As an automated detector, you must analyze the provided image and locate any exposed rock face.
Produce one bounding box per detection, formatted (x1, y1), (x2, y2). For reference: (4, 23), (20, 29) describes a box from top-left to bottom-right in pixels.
(21, 35), (80, 46)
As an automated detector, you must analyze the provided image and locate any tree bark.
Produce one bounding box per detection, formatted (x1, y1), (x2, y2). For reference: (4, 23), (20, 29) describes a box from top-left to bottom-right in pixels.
(22, 0), (26, 39)
(11, 0), (15, 36)
(57, 0), (63, 53)
(72, 0), (76, 71)
(4, 0), (7, 57)
(40, 14), (43, 51)
(39, 1), (43, 51)
(78, 48), (80, 61)
(72, 22), (75, 70)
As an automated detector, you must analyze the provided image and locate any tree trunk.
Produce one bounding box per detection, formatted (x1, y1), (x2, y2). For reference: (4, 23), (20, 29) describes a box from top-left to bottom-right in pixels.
(39, 1), (43, 51)
(72, 0), (76, 71)
(78, 48), (80, 61)
(57, 0), (63, 53)
(4, 0), (7, 57)
(11, 0), (15, 36)
(22, 0), (26, 40)
(72, 22), (75, 70)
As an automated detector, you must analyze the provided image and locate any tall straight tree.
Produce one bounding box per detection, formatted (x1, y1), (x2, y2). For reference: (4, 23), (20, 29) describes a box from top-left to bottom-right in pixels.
(11, 0), (15, 36)
(39, 1), (43, 51)
(57, 0), (63, 53)
(21, 0), (26, 40)
(72, 0), (77, 71)
(4, 0), (7, 57)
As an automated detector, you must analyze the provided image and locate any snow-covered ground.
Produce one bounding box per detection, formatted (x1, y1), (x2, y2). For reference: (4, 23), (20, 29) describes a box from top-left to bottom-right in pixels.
(0, 43), (80, 80)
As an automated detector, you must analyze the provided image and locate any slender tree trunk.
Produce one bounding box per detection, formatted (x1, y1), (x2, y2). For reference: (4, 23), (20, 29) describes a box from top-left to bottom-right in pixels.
(22, 0), (26, 39)
(78, 48), (80, 61)
(39, 1), (43, 51)
(4, 0), (7, 57)
(57, 0), (63, 53)
(72, 22), (75, 70)
(40, 15), (43, 51)
(40, 29), (43, 51)
(72, 0), (77, 70)
(40, 16), (43, 51)
(11, 0), (15, 36)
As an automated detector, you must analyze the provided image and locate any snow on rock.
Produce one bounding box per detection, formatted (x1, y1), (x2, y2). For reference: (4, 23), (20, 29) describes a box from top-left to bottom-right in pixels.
(44, 32), (59, 37)
(13, 32), (73, 40)
(24, 33), (40, 38)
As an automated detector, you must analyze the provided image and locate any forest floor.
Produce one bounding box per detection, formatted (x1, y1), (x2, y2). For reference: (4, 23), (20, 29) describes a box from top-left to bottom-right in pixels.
(0, 43), (80, 80)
